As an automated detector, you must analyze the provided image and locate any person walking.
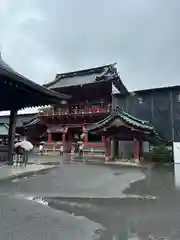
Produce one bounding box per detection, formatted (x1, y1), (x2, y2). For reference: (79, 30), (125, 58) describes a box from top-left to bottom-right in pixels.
(14, 145), (23, 166)
(39, 144), (44, 155)
(14, 140), (33, 167)
(79, 142), (84, 160)
(23, 149), (29, 167)
(60, 144), (64, 156)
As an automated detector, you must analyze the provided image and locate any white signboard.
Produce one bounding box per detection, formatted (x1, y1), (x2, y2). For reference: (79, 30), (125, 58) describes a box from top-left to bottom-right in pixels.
(174, 164), (180, 189)
(173, 142), (180, 164)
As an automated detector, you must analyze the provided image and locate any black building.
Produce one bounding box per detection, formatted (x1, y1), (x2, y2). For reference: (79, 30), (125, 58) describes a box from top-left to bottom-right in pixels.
(112, 85), (180, 143)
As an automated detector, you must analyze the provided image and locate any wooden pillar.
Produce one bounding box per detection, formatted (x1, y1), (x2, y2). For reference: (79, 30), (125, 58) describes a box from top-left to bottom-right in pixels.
(139, 141), (143, 160)
(82, 125), (88, 145)
(102, 135), (105, 146)
(68, 130), (72, 142)
(48, 132), (52, 143)
(111, 137), (116, 161)
(105, 137), (111, 161)
(133, 138), (139, 163)
(102, 136), (106, 158)
(84, 132), (88, 144)
(67, 130), (72, 152)
(62, 132), (66, 146)
(7, 109), (17, 165)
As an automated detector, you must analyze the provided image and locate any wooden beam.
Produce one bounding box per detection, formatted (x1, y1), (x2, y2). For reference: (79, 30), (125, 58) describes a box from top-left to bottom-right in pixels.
(7, 109), (17, 165)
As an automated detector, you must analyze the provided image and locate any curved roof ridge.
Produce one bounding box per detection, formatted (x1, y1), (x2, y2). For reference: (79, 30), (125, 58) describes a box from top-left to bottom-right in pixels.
(116, 107), (151, 125)
(44, 63), (116, 88)
(0, 52), (15, 72)
(0, 54), (70, 102)
(88, 107), (155, 133)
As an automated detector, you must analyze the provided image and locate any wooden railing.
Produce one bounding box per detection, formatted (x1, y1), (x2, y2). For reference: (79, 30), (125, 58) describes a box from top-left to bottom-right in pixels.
(39, 105), (111, 117)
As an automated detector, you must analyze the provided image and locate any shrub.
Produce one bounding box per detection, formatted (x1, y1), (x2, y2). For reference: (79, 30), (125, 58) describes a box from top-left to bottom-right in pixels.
(151, 145), (173, 163)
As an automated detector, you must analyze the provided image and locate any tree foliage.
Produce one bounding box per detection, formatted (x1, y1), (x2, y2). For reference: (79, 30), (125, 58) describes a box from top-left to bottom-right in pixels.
(151, 145), (173, 163)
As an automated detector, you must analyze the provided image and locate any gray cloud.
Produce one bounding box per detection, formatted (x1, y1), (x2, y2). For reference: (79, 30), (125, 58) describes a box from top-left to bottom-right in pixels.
(0, 0), (180, 90)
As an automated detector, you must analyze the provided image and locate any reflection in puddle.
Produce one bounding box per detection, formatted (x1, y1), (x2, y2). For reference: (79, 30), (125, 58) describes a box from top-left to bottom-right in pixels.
(8, 165), (180, 239)
(42, 166), (180, 239)
(11, 179), (19, 183)
(113, 172), (123, 176)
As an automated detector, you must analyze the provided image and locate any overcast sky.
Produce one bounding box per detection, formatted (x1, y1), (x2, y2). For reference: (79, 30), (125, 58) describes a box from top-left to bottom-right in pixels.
(0, 0), (180, 93)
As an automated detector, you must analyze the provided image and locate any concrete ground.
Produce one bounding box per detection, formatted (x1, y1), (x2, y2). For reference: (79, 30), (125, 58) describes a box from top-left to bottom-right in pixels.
(0, 164), (56, 181)
(28, 154), (61, 165)
(29, 153), (151, 169)
(0, 156), (178, 239)
(2, 162), (145, 198)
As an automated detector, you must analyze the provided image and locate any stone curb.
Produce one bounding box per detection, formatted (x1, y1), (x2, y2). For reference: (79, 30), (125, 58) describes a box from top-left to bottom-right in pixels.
(0, 165), (58, 183)
(28, 162), (60, 166)
(45, 195), (156, 203)
(81, 161), (153, 169)
(33, 159), (153, 170)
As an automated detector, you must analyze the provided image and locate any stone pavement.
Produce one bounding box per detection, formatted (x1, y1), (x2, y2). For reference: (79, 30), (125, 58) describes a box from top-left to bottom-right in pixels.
(28, 154), (153, 169)
(104, 160), (152, 169)
(28, 154), (62, 165)
(0, 164), (56, 181)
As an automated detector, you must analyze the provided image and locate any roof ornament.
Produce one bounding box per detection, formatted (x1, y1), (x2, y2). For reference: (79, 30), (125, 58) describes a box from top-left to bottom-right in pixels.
(95, 66), (112, 81)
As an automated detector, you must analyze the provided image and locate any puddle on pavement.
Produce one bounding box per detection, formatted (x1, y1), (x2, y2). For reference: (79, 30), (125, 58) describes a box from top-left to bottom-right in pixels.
(6, 165), (180, 239)
(113, 172), (123, 176)
(40, 166), (180, 239)
(43, 195), (180, 239)
(16, 195), (105, 239)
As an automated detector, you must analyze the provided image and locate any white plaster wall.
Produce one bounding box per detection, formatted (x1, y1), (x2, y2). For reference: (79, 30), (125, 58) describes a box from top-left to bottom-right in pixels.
(117, 141), (149, 159)
(118, 141), (133, 159)
(143, 141), (150, 152)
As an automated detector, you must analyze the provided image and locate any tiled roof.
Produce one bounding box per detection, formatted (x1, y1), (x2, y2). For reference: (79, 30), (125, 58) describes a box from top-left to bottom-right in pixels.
(0, 123), (9, 136)
(44, 64), (128, 93)
(88, 107), (163, 142)
(0, 53), (70, 110)
(44, 64), (115, 88)
(0, 123), (19, 136)
(22, 116), (40, 127)
(88, 107), (153, 131)
(0, 113), (37, 128)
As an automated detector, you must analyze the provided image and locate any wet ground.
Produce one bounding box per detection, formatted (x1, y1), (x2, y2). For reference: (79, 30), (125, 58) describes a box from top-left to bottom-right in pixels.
(0, 158), (179, 239)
